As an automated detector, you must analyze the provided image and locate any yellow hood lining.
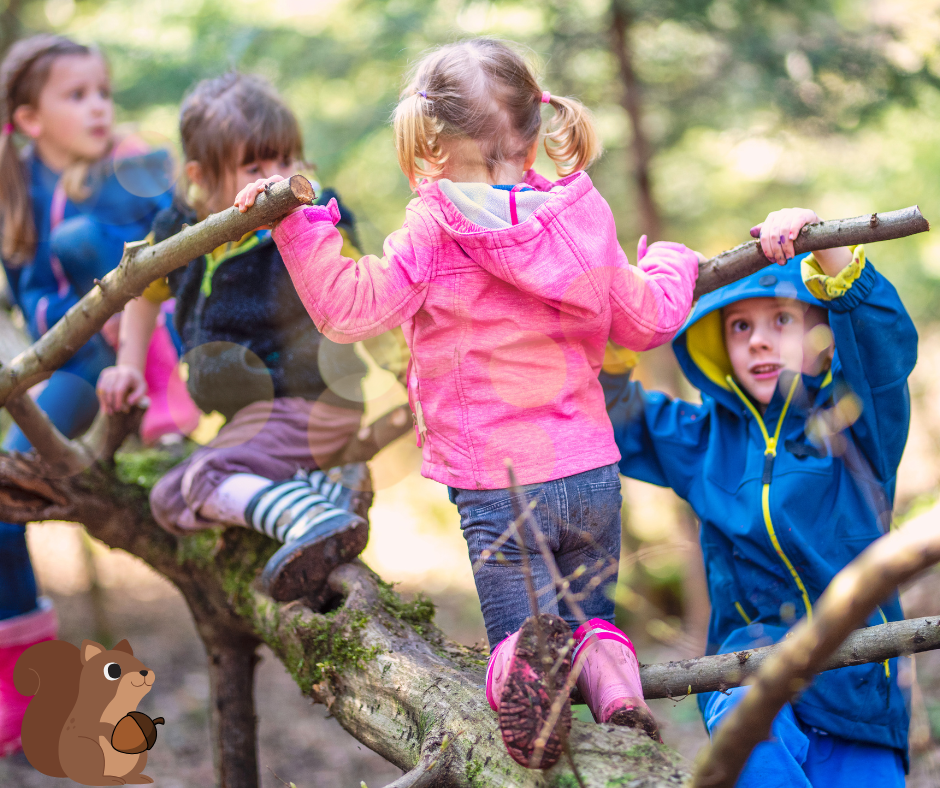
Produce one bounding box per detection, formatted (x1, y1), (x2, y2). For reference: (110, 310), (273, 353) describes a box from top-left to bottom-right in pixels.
(685, 309), (734, 391)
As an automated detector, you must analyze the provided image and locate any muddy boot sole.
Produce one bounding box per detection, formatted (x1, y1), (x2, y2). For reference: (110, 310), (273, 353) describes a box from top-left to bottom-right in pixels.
(607, 704), (662, 742)
(261, 513), (369, 604)
(497, 613), (573, 769)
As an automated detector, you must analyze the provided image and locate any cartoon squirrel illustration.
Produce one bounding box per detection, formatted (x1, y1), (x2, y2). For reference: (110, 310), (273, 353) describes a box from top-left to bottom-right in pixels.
(14, 638), (162, 785)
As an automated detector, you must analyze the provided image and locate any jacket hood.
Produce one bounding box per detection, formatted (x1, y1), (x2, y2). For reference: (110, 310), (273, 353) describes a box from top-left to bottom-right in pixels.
(416, 169), (609, 316)
(673, 255), (827, 409)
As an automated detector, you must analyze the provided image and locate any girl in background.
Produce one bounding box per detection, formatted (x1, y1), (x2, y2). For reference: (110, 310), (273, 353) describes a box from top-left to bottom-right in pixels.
(0, 33), (181, 755)
(237, 38), (700, 769)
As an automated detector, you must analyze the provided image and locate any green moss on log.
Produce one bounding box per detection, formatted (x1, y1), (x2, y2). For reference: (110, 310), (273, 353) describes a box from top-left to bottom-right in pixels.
(377, 578), (436, 636)
(114, 444), (195, 490)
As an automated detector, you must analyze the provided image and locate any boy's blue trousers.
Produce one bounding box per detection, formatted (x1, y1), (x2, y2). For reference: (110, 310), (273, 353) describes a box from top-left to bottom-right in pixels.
(704, 686), (905, 787)
(0, 340), (113, 621)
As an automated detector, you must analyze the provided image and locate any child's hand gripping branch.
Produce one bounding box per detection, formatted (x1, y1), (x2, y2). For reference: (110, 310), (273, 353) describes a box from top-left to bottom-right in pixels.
(96, 296), (161, 414)
(752, 207), (852, 275)
(235, 174), (302, 228)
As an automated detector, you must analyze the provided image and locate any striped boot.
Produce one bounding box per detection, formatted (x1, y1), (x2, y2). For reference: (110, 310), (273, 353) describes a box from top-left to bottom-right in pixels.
(300, 463), (373, 520)
(247, 478), (369, 604)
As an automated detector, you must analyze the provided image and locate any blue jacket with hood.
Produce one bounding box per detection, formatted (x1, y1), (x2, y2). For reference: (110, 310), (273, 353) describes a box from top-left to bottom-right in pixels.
(602, 248), (915, 758)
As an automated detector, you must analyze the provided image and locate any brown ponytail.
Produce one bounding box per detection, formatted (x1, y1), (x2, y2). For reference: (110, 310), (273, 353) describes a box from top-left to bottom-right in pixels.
(0, 34), (94, 265)
(543, 94), (601, 176)
(393, 38), (602, 188)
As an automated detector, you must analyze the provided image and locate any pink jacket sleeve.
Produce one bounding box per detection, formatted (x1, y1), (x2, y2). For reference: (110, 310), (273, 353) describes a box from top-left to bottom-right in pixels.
(608, 240), (699, 351)
(273, 199), (433, 344)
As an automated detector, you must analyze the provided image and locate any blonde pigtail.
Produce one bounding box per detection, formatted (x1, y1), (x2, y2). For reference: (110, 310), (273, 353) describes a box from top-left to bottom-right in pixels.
(543, 94), (601, 177)
(394, 89), (446, 189)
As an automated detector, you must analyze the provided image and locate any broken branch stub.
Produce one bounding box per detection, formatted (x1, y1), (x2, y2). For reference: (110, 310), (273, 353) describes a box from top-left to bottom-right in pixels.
(0, 175), (314, 406)
(694, 205), (930, 299)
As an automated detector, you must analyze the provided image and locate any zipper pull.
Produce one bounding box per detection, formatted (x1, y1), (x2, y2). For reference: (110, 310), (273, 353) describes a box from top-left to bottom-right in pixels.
(762, 451), (775, 484)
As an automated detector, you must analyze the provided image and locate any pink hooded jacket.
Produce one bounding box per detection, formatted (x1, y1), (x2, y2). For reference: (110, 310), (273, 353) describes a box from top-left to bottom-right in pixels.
(274, 169), (699, 489)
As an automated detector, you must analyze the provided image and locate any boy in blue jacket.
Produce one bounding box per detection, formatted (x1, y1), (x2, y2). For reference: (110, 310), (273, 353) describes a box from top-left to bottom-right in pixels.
(602, 207), (915, 786)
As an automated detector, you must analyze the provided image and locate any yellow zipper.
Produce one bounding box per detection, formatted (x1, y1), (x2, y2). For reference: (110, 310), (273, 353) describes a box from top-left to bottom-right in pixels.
(877, 607), (890, 678)
(728, 374), (813, 623)
(735, 602), (752, 625)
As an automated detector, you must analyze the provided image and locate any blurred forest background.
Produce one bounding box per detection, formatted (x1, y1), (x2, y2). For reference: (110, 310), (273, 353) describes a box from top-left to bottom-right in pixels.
(4, 0), (940, 786)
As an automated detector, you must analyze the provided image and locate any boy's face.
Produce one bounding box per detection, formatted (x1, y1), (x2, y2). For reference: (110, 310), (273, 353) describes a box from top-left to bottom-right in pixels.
(723, 297), (832, 406)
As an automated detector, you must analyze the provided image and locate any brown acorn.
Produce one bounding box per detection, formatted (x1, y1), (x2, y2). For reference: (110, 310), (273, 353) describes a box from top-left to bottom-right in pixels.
(110, 711), (165, 754)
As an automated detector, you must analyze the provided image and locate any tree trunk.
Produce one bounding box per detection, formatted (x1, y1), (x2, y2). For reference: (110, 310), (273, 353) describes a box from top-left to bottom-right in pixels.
(611, 0), (662, 241)
(205, 635), (261, 788)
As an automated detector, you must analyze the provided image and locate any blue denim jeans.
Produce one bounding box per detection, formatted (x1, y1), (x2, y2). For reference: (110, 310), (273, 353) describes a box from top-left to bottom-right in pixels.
(450, 463), (622, 648)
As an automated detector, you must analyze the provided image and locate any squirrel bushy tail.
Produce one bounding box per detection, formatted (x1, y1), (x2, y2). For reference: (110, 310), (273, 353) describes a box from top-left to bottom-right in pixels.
(13, 639), (82, 777)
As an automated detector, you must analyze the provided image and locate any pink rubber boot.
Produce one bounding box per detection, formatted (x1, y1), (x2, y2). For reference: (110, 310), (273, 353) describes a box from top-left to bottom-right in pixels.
(0, 598), (57, 756)
(572, 618), (660, 741)
(484, 614), (573, 770)
(140, 318), (200, 445)
(485, 628), (520, 712)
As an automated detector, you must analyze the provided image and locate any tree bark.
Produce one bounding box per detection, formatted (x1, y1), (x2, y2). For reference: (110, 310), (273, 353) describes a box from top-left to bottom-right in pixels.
(611, 0), (662, 240)
(693, 502), (940, 788)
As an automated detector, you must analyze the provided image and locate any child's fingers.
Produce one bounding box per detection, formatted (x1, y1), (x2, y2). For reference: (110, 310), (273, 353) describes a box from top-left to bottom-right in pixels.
(126, 378), (148, 407)
(759, 227), (776, 263)
(750, 224), (762, 239)
(761, 224), (787, 266)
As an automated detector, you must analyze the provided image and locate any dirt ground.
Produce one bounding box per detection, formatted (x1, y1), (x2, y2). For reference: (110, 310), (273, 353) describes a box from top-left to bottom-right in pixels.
(3, 472), (940, 786)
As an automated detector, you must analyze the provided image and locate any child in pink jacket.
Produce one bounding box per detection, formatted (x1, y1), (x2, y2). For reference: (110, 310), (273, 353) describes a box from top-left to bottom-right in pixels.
(237, 38), (699, 769)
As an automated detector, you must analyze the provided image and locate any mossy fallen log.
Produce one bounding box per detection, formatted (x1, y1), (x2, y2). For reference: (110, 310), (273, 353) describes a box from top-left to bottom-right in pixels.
(0, 446), (691, 788)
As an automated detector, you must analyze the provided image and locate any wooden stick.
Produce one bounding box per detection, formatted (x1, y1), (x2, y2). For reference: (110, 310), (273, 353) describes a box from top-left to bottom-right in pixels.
(695, 205), (930, 299)
(693, 504), (940, 788)
(0, 176), (314, 406)
(641, 614), (940, 700)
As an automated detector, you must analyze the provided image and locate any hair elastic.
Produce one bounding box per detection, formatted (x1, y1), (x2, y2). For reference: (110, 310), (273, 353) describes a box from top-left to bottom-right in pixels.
(2, 123), (13, 135)
(541, 91), (551, 104)
(417, 89), (428, 99)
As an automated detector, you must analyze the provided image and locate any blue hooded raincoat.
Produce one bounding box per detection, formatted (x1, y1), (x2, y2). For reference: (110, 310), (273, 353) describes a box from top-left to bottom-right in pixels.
(602, 249), (915, 759)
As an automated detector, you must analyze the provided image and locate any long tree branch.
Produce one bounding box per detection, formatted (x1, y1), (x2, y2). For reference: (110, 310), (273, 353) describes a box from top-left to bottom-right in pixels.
(0, 198), (925, 412)
(692, 504), (940, 788)
(0, 176), (314, 406)
(641, 614), (940, 700)
(3, 390), (92, 475)
(694, 205), (929, 298)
